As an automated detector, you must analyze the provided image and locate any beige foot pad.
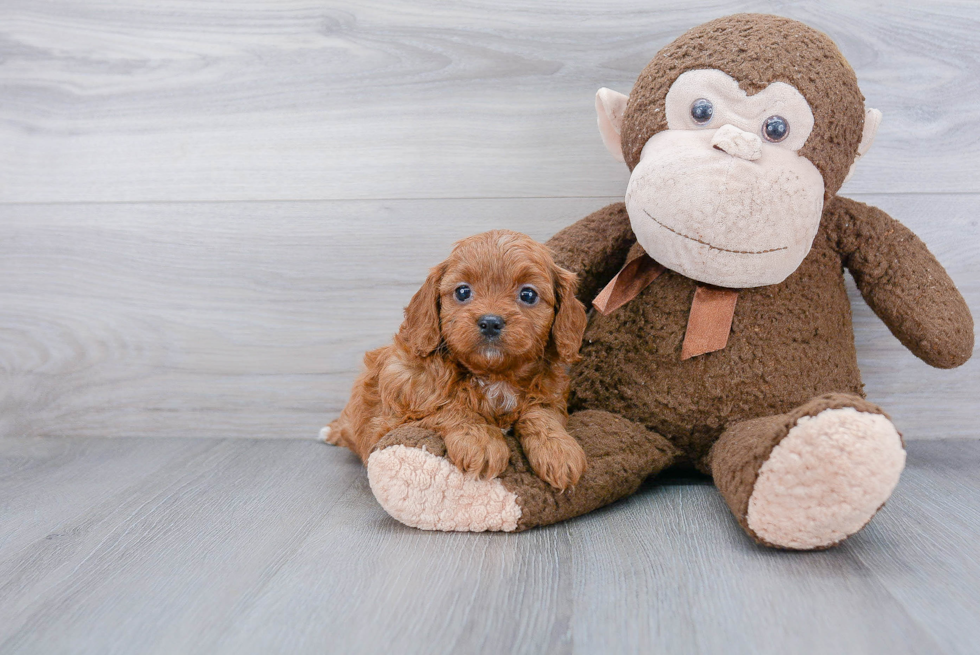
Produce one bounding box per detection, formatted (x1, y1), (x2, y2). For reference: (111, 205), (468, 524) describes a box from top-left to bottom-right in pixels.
(367, 445), (521, 532)
(747, 407), (906, 549)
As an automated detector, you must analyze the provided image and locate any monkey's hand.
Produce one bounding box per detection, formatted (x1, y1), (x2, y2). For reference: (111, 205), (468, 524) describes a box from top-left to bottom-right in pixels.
(830, 196), (973, 368)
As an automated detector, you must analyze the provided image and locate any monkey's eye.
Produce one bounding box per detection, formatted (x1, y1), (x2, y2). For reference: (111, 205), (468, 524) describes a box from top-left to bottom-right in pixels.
(518, 286), (538, 305)
(454, 285), (472, 302)
(690, 98), (713, 124)
(763, 115), (789, 142)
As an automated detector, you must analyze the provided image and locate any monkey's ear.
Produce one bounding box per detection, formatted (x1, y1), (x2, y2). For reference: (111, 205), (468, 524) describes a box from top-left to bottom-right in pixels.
(398, 262), (447, 357)
(550, 265), (589, 364)
(596, 88), (629, 163)
(842, 107), (882, 185)
(858, 107), (882, 158)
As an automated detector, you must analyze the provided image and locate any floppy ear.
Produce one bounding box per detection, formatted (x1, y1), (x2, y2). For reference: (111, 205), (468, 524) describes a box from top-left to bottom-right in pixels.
(398, 262), (447, 357)
(550, 264), (589, 364)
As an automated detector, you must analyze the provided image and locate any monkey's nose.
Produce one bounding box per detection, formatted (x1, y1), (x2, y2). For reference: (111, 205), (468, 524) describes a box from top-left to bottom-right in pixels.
(711, 124), (762, 161)
(477, 314), (505, 339)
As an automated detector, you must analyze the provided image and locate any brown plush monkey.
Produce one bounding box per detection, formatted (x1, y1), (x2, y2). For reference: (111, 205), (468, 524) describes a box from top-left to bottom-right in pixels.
(363, 14), (974, 548)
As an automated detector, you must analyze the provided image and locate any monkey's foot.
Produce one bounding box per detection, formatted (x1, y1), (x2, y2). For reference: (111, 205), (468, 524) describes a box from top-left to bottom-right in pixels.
(746, 406), (905, 550)
(367, 427), (521, 532)
(367, 412), (678, 533)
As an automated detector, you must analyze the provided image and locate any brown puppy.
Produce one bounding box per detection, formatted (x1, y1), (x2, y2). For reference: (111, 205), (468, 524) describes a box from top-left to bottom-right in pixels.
(323, 230), (589, 490)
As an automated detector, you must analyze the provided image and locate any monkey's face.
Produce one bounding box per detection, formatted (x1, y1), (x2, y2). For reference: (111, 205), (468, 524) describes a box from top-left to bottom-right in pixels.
(625, 69), (825, 288)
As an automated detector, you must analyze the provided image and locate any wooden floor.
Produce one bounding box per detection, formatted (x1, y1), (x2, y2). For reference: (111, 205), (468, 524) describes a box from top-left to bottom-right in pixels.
(2, 1), (979, 653)
(0, 437), (977, 654)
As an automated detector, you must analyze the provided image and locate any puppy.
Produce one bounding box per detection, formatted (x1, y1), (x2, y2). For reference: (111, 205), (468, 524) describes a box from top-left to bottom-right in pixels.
(323, 230), (589, 490)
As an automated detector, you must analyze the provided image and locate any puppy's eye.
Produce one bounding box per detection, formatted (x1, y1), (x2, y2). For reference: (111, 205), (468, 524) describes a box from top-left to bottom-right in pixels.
(518, 286), (538, 305)
(454, 285), (472, 303)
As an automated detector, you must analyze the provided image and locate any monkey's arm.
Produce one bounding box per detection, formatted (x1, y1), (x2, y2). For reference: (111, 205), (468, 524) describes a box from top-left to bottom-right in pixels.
(829, 196), (973, 368)
(546, 202), (636, 305)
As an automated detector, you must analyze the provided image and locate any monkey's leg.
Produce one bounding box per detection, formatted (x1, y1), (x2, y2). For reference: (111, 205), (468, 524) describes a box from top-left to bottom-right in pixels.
(365, 410), (679, 532)
(707, 393), (906, 550)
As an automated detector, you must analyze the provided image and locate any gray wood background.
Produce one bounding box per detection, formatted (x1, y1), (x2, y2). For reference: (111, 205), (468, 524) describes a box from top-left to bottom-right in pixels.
(1, 0), (978, 441)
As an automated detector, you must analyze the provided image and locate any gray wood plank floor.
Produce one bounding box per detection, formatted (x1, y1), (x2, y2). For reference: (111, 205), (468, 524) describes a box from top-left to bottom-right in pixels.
(0, 437), (977, 655)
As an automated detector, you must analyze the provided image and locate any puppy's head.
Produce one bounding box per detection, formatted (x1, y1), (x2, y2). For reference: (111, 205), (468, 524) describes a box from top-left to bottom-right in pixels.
(399, 230), (588, 374)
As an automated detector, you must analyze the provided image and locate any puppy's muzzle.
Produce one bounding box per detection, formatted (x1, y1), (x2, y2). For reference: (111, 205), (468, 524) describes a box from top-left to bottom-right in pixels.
(477, 314), (505, 341)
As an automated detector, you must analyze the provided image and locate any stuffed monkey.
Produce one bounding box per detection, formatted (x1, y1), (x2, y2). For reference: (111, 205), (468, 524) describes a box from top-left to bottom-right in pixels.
(362, 14), (974, 549)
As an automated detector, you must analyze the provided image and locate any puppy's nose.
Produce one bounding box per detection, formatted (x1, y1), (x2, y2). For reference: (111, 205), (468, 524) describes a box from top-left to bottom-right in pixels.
(477, 314), (505, 339)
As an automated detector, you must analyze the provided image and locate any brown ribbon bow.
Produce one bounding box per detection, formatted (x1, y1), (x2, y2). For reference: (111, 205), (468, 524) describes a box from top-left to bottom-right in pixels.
(592, 253), (739, 360)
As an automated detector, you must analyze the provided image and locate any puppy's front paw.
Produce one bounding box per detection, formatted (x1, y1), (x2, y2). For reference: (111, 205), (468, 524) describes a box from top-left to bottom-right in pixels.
(525, 432), (587, 491)
(444, 425), (510, 480)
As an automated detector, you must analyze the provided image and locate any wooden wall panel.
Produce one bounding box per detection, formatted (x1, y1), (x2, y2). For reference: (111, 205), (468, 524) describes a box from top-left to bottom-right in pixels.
(1, 0), (978, 202)
(1, 195), (975, 440)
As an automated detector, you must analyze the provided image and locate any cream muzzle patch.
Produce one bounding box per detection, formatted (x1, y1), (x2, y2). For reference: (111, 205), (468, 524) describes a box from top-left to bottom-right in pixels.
(625, 69), (825, 288)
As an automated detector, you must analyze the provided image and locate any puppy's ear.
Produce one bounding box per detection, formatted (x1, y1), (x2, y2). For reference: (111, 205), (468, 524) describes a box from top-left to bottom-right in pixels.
(551, 265), (589, 364)
(398, 262), (447, 357)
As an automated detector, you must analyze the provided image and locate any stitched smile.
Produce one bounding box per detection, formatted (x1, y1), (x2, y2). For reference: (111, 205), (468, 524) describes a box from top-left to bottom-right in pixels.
(643, 209), (788, 255)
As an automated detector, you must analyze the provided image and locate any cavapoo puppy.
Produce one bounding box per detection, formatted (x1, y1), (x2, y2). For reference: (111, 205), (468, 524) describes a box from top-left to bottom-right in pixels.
(322, 230), (589, 489)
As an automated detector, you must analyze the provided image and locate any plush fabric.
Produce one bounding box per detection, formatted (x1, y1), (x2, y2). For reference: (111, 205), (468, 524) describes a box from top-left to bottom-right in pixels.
(566, 208), (870, 466)
(664, 70), (815, 151)
(371, 412), (680, 533)
(368, 427), (521, 532)
(620, 14), (866, 199)
(707, 392), (900, 546)
(626, 129), (826, 287)
(746, 407), (905, 549)
(363, 14), (973, 549)
(708, 124), (762, 161)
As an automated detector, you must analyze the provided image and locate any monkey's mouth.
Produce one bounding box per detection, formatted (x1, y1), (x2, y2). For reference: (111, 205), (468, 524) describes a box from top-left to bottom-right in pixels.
(643, 209), (788, 255)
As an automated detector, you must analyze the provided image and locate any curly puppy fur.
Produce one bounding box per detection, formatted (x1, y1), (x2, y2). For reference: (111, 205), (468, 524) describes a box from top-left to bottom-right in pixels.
(327, 230), (589, 490)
